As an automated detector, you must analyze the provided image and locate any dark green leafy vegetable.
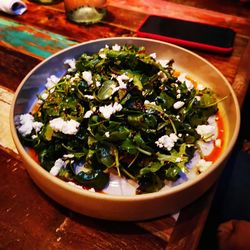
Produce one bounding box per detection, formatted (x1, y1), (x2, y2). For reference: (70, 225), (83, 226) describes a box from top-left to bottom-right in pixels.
(75, 170), (109, 190)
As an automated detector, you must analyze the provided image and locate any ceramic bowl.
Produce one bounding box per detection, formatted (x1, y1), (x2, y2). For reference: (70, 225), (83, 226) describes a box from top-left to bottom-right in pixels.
(10, 37), (240, 221)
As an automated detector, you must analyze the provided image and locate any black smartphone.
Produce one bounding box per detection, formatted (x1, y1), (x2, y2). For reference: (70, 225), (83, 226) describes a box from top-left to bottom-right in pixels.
(136, 15), (236, 55)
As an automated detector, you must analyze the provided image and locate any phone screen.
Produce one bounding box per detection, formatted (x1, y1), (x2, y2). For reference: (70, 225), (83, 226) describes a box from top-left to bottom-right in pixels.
(137, 15), (235, 53)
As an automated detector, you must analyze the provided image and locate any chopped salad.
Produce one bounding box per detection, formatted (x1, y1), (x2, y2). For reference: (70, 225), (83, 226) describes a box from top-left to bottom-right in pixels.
(16, 44), (224, 194)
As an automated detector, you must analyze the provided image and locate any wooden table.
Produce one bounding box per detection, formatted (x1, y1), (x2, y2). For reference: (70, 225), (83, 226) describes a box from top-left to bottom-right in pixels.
(0, 1), (250, 249)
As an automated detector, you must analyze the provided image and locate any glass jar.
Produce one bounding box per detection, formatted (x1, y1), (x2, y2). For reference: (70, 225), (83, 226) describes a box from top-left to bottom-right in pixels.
(64, 0), (107, 24)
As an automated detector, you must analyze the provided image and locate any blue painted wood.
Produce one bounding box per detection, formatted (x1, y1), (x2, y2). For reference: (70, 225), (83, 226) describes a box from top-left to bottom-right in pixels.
(0, 18), (77, 59)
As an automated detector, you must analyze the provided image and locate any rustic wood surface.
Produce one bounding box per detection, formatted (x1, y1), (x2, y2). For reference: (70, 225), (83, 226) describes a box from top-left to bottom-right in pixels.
(0, 0), (250, 249)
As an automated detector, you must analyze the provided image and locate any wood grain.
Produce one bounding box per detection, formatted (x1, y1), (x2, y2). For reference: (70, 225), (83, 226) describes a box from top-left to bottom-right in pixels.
(0, 149), (169, 249)
(0, 86), (17, 154)
(0, 46), (40, 91)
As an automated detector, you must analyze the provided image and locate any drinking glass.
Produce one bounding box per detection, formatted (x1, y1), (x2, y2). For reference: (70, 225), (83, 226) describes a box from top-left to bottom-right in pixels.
(64, 0), (107, 24)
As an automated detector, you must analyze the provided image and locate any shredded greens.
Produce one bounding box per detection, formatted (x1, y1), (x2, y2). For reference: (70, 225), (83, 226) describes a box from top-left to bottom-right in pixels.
(18, 44), (221, 194)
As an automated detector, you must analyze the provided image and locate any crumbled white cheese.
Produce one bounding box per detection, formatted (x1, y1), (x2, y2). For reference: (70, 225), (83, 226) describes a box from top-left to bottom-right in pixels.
(197, 140), (214, 156)
(45, 75), (60, 91)
(207, 115), (217, 125)
(50, 158), (66, 176)
(83, 110), (93, 119)
(173, 101), (185, 109)
(116, 74), (130, 89)
(105, 132), (110, 137)
(157, 59), (169, 68)
(17, 114), (43, 137)
(64, 58), (76, 72)
(84, 95), (94, 99)
(196, 124), (216, 142)
(178, 73), (194, 91)
(157, 71), (168, 82)
(95, 81), (101, 87)
(33, 121), (43, 133)
(38, 92), (49, 103)
(175, 157), (182, 163)
(197, 83), (205, 91)
(110, 73), (131, 94)
(99, 52), (107, 59)
(99, 102), (123, 119)
(82, 71), (93, 86)
(112, 44), (121, 51)
(196, 159), (212, 173)
(176, 94), (181, 99)
(63, 154), (74, 158)
(155, 133), (178, 151)
(144, 100), (156, 105)
(49, 118), (80, 135)
(150, 52), (157, 59)
(195, 96), (201, 101)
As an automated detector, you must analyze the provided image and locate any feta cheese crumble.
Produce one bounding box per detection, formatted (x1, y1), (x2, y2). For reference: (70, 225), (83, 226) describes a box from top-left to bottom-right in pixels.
(17, 114), (43, 137)
(150, 52), (157, 59)
(82, 71), (93, 86)
(99, 102), (123, 119)
(157, 59), (169, 68)
(45, 75), (60, 91)
(173, 101), (185, 109)
(196, 159), (212, 173)
(63, 154), (74, 158)
(83, 95), (94, 100)
(50, 158), (66, 176)
(144, 100), (156, 105)
(49, 118), (80, 135)
(38, 92), (49, 104)
(64, 58), (76, 72)
(95, 81), (101, 87)
(116, 74), (130, 89)
(197, 83), (205, 91)
(155, 133), (179, 151)
(196, 124), (217, 142)
(175, 157), (182, 163)
(110, 73), (131, 94)
(99, 48), (107, 59)
(105, 132), (110, 137)
(157, 70), (168, 82)
(84, 110), (93, 118)
(112, 44), (121, 51)
(195, 96), (201, 101)
(178, 73), (194, 91)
